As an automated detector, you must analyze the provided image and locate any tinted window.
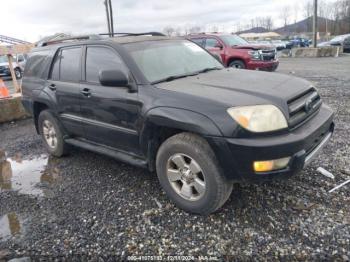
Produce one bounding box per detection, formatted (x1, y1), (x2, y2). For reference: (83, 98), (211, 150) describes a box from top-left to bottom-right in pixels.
(205, 38), (220, 48)
(190, 38), (204, 47)
(24, 50), (51, 78)
(50, 50), (60, 81)
(59, 47), (81, 82)
(86, 46), (126, 83)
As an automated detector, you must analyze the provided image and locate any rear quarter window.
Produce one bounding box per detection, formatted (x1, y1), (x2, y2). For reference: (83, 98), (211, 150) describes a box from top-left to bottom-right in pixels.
(24, 50), (51, 78)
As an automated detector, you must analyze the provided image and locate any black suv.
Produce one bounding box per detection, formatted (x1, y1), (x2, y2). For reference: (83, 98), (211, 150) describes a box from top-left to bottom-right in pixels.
(22, 35), (334, 214)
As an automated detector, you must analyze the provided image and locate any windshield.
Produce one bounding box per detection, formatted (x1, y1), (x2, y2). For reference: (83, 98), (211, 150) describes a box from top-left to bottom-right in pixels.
(220, 35), (248, 46)
(0, 56), (8, 63)
(124, 40), (223, 83)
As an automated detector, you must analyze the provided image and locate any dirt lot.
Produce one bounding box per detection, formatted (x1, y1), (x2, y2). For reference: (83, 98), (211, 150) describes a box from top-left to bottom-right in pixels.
(1, 56), (349, 261)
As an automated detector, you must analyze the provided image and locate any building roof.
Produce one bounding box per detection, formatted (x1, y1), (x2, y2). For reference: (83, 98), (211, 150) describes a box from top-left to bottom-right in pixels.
(239, 32), (281, 39)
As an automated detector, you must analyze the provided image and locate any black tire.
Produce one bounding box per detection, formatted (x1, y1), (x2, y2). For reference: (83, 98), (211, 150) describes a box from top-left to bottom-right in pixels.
(14, 68), (22, 79)
(38, 110), (68, 157)
(229, 60), (246, 69)
(156, 132), (233, 215)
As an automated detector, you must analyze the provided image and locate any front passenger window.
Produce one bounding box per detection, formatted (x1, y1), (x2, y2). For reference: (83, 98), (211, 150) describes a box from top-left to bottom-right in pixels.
(205, 38), (220, 49)
(86, 47), (127, 83)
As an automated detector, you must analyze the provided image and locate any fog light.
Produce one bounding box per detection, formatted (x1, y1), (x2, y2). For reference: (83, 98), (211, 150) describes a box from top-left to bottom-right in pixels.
(253, 157), (291, 172)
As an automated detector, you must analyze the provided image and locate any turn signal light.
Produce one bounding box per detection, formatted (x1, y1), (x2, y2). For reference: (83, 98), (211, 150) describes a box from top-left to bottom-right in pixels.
(253, 157), (291, 172)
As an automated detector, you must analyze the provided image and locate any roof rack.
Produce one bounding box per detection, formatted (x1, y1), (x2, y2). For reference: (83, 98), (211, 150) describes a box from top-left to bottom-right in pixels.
(99, 32), (166, 37)
(38, 35), (102, 47)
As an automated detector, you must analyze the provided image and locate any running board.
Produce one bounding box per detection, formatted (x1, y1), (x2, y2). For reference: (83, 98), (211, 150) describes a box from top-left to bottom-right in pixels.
(65, 138), (148, 169)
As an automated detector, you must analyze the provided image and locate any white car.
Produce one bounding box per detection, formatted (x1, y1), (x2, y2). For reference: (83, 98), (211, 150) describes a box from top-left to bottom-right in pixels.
(0, 55), (23, 79)
(271, 40), (286, 50)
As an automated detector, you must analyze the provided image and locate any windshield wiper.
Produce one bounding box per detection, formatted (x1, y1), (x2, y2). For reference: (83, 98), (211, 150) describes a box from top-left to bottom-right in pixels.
(196, 67), (222, 74)
(152, 72), (198, 84)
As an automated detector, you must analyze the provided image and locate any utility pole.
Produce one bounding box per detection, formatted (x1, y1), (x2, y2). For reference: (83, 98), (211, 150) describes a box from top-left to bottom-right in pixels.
(104, 0), (115, 37)
(104, 0), (111, 36)
(108, 0), (115, 37)
(313, 0), (318, 48)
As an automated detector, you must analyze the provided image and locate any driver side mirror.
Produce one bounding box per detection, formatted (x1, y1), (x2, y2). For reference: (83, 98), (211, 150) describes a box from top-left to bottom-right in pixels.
(215, 43), (223, 49)
(99, 69), (129, 87)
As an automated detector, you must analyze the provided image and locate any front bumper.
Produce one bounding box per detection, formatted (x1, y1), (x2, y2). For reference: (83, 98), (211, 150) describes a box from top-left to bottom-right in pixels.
(0, 68), (11, 77)
(206, 105), (334, 182)
(246, 59), (279, 71)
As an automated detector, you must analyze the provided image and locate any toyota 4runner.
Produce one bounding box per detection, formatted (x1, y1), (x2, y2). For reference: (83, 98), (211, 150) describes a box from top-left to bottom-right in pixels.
(22, 34), (334, 214)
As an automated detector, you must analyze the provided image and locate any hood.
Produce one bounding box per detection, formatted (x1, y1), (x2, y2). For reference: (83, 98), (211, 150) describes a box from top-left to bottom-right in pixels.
(232, 44), (275, 51)
(0, 62), (9, 67)
(156, 68), (313, 115)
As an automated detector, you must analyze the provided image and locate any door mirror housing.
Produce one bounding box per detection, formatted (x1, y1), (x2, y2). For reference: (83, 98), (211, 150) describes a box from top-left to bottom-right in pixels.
(215, 43), (223, 49)
(99, 69), (129, 87)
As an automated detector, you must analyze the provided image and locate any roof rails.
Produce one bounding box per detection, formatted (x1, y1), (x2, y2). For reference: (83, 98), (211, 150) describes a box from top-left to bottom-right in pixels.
(36, 32), (166, 47)
(38, 35), (102, 47)
(99, 32), (166, 37)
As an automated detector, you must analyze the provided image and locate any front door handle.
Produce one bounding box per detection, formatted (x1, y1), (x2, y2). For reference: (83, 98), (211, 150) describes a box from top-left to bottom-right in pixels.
(48, 83), (56, 91)
(80, 88), (91, 97)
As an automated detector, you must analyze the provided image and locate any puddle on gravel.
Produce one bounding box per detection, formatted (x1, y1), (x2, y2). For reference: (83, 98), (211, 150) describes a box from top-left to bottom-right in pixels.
(0, 151), (60, 197)
(0, 213), (21, 240)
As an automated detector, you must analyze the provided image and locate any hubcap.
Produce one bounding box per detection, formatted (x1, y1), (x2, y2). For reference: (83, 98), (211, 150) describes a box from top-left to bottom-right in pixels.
(15, 70), (21, 78)
(166, 153), (206, 201)
(42, 120), (57, 149)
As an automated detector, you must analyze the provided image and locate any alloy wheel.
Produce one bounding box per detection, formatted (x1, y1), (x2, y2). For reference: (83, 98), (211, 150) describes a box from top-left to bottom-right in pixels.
(166, 153), (206, 201)
(42, 120), (58, 149)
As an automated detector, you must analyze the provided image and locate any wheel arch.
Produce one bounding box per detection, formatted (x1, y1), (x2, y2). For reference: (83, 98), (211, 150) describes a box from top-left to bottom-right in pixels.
(33, 101), (50, 133)
(227, 57), (246, 67)
(140, 107), (223, 171)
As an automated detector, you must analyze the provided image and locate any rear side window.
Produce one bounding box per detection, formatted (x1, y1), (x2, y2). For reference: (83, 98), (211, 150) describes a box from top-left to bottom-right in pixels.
(50, 51), (60, 81)
(50, 47), (82, 82)
(85, 46), (126, 83)
(60, 48), (81, 82)
(24, 50), (51, 78)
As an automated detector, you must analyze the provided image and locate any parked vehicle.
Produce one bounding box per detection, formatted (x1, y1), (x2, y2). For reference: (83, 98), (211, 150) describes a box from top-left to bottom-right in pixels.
(22, 34), (334, 214)
(0, 55), (23, 79)
(329, 34), (350, 52)
(286, 38), (310, 49)
(271, 40), (286, 50)
(187, 33), (279, 71)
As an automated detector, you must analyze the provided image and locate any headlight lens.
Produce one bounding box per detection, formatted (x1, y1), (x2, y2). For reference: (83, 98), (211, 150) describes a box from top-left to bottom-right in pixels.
(227, 105), (288, 132)
(248, 50), (261, 60)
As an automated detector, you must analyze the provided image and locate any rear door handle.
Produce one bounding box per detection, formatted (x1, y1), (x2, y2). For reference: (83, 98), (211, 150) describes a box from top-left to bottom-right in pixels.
(48, 83), (56, 91)
(80, 88), (91, 97)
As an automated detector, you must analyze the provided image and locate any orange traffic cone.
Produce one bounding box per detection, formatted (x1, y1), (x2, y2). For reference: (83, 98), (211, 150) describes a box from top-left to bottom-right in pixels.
(0, 78), (10, 99)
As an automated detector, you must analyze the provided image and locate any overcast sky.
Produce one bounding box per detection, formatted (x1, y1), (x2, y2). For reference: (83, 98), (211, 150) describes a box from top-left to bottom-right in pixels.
(1, 0), (337, 42)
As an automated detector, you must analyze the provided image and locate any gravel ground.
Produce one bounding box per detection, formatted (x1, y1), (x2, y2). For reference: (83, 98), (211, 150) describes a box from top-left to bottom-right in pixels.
(1, 56), (349, 261)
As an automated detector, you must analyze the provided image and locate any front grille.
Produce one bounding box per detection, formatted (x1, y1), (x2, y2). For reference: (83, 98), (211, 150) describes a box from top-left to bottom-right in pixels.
(261, 49), (276, 61)
(287, 88), (322, 128)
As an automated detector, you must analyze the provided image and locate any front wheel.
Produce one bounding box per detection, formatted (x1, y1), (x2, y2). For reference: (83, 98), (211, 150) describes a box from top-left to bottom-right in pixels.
(156, 133), (233, 215)
(229, 60), (246, 69)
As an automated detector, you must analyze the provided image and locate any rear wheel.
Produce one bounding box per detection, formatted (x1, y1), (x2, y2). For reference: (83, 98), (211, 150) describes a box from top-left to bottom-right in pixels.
(156, 133), (233, 215)
(38, 110), (68, 157)
(14, 68), (22, 79)
(229, 60), (246, 69)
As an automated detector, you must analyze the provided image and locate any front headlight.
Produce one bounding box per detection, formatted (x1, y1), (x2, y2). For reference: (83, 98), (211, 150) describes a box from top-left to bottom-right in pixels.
(227, 105), (288, 132)
(248, 50), (261, 60)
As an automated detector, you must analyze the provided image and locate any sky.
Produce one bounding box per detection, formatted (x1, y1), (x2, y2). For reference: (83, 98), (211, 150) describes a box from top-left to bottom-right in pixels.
(0, 0), (338, 42)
